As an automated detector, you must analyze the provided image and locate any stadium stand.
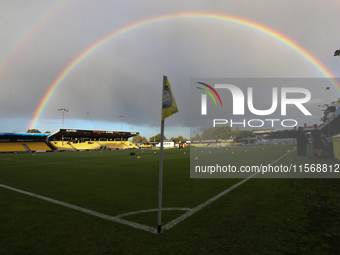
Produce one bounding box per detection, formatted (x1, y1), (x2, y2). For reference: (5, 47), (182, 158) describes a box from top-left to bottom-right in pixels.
(70, 141), (101, 150)
(124, 141), (139, 149)
(0, 133), (51, 153)
(48, 129), (140, 151)
(98, 141), (139, 149)
(25, 142), (52, 151)
(49, 141), (76, 151)
(0, 129), (140, 153)
(49, 141), (138, 151)
(0, 142), (28, 152)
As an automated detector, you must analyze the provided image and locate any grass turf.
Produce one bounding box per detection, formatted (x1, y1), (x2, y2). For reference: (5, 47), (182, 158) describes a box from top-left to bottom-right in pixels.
(1, 146), (340, 254)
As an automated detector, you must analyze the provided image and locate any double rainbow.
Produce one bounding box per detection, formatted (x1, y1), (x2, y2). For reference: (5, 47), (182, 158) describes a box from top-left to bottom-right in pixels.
(0, 0), (75, 77)
(28, 12), (339, 129)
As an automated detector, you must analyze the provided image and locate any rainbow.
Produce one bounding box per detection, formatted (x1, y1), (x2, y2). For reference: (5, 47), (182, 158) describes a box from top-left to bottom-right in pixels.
(29, 12), (339, 129)
(0, 0), (75, 77)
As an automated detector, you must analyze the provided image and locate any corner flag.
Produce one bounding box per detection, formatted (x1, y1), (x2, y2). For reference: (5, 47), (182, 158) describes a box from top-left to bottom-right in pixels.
(158, 75), (178, 234)
(162, 76), (178, 120)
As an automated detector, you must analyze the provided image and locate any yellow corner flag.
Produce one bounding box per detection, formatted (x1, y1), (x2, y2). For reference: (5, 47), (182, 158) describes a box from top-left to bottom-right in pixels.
(162, 76), (178, 120)
(158, 75), (178, 234)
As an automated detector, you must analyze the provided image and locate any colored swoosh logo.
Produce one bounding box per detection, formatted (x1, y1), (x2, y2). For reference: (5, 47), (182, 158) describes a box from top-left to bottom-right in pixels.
(196, 82), (223, 106)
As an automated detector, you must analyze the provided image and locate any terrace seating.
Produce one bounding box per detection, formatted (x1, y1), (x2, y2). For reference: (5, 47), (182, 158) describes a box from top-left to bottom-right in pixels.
(98, 141), (138, 149)
(70, 141), (101, 150)
(98, 141), (123, 149)
(25, 142), (52, 151)
(122, 141), (138, 149)
(47, 140), (138, 151)
(50, 141), (76, 151)
(0, 143), (27, 152)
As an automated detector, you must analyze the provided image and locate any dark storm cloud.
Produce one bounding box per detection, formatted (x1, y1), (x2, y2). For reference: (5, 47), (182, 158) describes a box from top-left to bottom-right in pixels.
(1, 0), (340, 135)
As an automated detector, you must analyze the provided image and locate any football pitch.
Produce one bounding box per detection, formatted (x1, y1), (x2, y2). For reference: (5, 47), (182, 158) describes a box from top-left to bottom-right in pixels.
(1, 145), (340, 254)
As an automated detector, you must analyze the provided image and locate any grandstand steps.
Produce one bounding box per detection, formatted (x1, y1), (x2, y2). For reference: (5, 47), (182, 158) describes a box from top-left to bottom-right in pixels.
(50, 141), (76, 151)
(46, 142), (56, 151)
(25, 142), (52, 152)
(97, 142), (105, 149)
(71, 142), (101, 150)
(22, 144), (31, 152)
(49, 142), (58, 150)
(69, 143), (77, 150)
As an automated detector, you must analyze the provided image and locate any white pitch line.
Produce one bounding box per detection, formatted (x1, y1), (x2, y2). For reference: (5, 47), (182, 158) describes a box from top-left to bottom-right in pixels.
(0, 183), (157, 234)
(163, 149), (295, 231)
(115, 208), (192, 218)
(0, 149), (295, 234)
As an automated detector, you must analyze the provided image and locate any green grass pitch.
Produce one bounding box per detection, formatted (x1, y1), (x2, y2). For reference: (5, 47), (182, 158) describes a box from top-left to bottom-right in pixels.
(1, 146), (340, 254)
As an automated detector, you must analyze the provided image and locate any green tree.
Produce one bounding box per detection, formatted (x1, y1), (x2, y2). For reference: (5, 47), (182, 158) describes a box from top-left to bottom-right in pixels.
(26, 129), (41, 133)
(132, 135), (142, 143)
(191, 133), (201, 141)
(202, 127), (217, 140)
(149, 133), (166, 142)
(212, 125), (232, 139)
(173, 135), (186, 143)
(332, 97), (340, 104)
(242, 130), (255, 138)
(198, 126), (257, 141)
(232, 127), (243, 140)
(132, 135), (148, 144)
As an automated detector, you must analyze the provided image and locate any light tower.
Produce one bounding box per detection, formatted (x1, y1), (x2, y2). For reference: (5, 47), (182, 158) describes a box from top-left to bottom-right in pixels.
(153, 124), (156, 143)
(119, 116), (124, 131)
(58, 108), (68, 128)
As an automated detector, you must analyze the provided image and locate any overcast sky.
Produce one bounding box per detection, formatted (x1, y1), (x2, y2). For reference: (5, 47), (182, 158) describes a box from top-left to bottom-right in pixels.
(1, 0), (340, 139)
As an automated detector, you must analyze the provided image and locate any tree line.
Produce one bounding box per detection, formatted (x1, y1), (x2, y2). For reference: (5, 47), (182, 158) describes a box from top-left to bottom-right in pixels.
(191, 126), (272, 141)
(132, 134), (188, 144)
(27, 126), (270, 144)
(26, 129), (50, 134)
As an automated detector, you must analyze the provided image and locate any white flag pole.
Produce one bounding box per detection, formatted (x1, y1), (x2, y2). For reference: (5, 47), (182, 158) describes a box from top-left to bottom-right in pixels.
(157, 119), (165, 234)
(157, 76), (166, 234)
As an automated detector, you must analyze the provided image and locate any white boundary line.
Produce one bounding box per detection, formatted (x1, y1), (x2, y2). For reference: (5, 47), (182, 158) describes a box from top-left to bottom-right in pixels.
(163, 149), (295, 231)
(0, 183), (157, 234)
(0, 149), (294, 234)
(115, 208), (192, 218)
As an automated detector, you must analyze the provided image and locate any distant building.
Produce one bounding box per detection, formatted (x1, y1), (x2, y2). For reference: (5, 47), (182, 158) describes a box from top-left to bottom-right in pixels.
(155, 140), (174, 148)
